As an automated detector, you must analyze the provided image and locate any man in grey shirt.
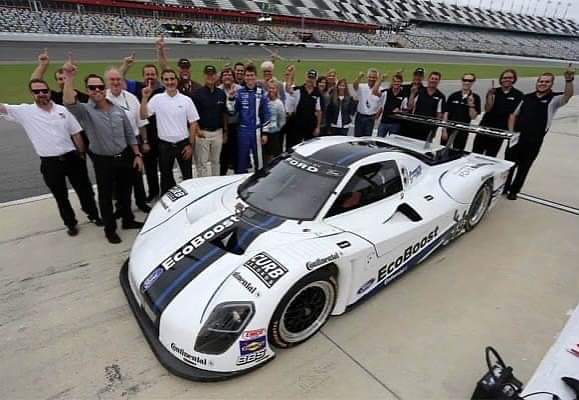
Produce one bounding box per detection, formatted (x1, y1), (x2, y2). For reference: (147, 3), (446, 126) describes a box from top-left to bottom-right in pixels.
(62, 59), (144, 244)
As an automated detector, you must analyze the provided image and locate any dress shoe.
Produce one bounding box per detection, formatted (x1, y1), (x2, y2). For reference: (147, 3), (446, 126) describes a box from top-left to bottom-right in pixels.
(66, 225), (79, 237)
(507, 192), (517, 200)
(89, 216), (104, 226)
(122, 220), (144, 230)
(106, 231), (122, 244)
(138, 204), (152, 213)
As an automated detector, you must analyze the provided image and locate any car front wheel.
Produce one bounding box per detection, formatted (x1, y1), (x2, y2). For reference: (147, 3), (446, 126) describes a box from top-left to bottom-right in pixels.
(466, 181), (493, 231)
(269, 269), (337, 348)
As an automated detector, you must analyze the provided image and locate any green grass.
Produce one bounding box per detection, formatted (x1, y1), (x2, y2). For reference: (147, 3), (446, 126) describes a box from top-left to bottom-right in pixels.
(0, 59), (565, 103)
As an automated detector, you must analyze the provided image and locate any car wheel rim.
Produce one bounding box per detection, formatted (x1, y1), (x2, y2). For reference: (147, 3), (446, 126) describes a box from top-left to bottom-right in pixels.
(470, 185), (491, 226)
(279, 281), (335, 343)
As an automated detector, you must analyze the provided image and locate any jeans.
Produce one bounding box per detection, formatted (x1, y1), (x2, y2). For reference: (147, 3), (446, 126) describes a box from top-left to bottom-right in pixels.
(377, 122), (401, 137)
(354, 113), (376, 137)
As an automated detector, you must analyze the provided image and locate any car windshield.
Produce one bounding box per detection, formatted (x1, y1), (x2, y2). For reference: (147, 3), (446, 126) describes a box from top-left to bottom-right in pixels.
(238, 154), (347, 220)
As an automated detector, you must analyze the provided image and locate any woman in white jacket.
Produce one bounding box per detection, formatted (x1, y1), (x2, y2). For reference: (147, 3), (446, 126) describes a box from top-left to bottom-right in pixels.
(262, 81), (287, 163)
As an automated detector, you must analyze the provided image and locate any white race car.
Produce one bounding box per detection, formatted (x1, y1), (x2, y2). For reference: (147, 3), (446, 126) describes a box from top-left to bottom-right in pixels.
(120, 124), (514, 381)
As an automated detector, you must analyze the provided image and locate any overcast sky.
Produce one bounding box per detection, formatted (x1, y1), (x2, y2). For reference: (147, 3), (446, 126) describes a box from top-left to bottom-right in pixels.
(431, 0), (579, 21)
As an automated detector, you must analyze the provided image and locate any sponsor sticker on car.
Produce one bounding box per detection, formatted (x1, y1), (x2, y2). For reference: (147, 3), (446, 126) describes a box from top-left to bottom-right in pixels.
(244, 252), (288, 288)
(165, 185), (188, 202)
(141, 266), (164, 292)
(242, 328), (266, 340)
(239, 336), (266, 355)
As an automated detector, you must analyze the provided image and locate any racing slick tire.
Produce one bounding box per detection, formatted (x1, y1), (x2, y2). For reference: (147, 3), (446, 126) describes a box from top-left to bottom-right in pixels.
(465, 180), (492, 231)
(269, 268), (337, 349)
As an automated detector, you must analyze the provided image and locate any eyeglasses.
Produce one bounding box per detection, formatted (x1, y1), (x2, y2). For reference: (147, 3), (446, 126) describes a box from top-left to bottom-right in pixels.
(31, 89), (49, 94)
(87, 85), (106, 91)
(502, 76), (515, 80)
(163, 77), (176, 82)
(462, 79), (474, 83)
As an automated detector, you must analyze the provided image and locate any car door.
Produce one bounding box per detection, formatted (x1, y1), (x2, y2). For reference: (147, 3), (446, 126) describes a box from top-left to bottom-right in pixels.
(324, 159), (441, 297)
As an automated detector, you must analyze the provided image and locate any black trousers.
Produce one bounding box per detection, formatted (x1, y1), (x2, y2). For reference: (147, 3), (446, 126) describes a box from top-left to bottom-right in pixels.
(40, 151), (99, 228)
(400, 122), (432, 141)
(144, 143), (159, 199)
(115, 166), (147, 216)
(220, 123), (238, 176)
(472, 135), (503, 157)
(442, 129), (468, 151)
(505, 139), (543, 195)
(91, 149), (135, 234)
(158, 139), (192, 195)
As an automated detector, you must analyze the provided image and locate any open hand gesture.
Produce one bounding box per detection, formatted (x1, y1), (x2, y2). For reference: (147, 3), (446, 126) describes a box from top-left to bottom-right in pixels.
(564, 63), (575, 81)
(124, 52), (136, 66)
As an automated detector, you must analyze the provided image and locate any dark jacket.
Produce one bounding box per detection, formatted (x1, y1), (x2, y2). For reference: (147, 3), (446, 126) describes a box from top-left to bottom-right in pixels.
(326, 95), (357, 127)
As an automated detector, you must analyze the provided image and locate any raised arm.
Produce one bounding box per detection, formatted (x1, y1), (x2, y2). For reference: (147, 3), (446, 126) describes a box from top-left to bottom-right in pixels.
(156, 34), (170, 71)
(31, 48), (49, 81)
(285, 65), (295, 94)
(353, 71), (364, 92)
(62, 55), (78, 105)
(485, 80), (496, 112)
(140, 83), (153, 120)
(562, 64), (575, 106)
(119, 53), (136, 78)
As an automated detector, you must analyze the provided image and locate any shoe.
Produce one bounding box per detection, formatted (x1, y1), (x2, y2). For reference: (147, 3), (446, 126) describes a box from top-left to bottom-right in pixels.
(113, 210), (122, 219)
(67, 225), (79, 237)
(122, 220), (144, 230)
(89, 216), (104, 227)
(106, 231), (122, 244)
(507, 192), (518, 200)
(138, 204), (152, 213)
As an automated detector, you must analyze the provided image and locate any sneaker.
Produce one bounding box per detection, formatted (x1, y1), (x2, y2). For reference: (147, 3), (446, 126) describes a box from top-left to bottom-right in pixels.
(138, 204), (152, 213)
(67, 225), (79, 237)
(106, 231), (122, 244)
(89, 216), (104, 226)
(122, 220), (144, 230)
(507, 192), (518, 201)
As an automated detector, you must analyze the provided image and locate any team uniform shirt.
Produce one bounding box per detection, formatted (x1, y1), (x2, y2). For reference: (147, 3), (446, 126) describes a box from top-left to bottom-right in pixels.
(192, 86), (227, 131)
(401, 83), (425, 99)
(355, 83), (385, 115)
(446, 91), (482, 123)
(380, 87), (406, 124)
(146, 92), (200, 143)
(106, 89), (148, 137)
(51, 89), (89, 106)
(178, 78), (203, 99)
(1, 103), (81, 157)
(514, 91), (565, 142)
(480, 87), (523, 130)
(285, 85), (321, 114)
(413, 88), (446, 117)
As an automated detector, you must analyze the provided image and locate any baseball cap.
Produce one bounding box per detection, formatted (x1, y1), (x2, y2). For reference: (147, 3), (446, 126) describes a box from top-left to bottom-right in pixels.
(177, 58), (191, 68)
(414, 67), (425, 76)
(203, 65), (217, 74)
(307, 69), (318, 79)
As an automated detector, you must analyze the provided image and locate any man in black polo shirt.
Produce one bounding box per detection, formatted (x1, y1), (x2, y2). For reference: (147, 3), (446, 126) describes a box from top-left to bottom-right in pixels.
(443, 73), (481, 150)
(285, 67), (322, 149)
(401, 67), (425, 98)
(473, 69), (523, 157)
(505, 68), (574, 200)
(404, 71), (446, 140)
(192, 65), (228, 177)
(375, 73), (406, 137)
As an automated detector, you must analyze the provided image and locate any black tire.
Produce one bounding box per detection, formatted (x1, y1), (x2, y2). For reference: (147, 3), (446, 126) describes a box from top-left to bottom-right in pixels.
(268, 268), (337, 349)
(465, 181), (493, 231)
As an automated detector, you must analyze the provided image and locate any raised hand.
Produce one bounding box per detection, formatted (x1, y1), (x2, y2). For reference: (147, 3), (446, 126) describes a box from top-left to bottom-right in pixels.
(124, 52), (136, 66)
(357, 71), (365, 81)
(38, 48), (49, 65)
(467, 95), (475, 107)
(564, 63), (575, 81)
(487, 79), (496, 96)
(142, 81), (153, 99)
(62, 52), (77, 77)
(155, 34), (165, 49)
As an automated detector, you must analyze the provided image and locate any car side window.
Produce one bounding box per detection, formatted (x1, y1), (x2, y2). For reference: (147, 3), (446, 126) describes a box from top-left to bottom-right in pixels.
(326, 160), (403, 218)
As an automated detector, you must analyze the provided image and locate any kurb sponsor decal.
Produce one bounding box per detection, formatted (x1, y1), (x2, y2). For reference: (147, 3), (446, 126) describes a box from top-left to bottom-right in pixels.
(306, 252), (340, 270)
(378, 226), (439, 282)
(141, 266), (164, 292)
(232, 272), (258, 294)
(160, 215), (239, 269)
(456, 162), (493, 177)
(244, 252), (288, 288)
(287, 157), (319, 173)
(170, 343), (207, 366)
(165, 185), (188, 202)
(242, 328), (266, 340)
(408, 165), (422, 183)
(357, 278), (375, 295)
(236, 349), (267, 365)
(239, 336), (266, 355)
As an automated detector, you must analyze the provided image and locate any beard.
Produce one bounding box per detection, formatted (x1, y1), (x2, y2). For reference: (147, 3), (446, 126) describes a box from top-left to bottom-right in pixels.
(35, 97), (50, 106)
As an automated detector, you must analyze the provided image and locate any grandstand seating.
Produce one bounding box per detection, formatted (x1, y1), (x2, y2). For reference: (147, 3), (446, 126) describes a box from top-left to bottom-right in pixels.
(0, 3), (577, 60)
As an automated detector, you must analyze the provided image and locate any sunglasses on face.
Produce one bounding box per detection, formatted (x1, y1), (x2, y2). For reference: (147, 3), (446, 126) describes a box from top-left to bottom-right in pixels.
(462, 79), (474, 83)
(31, 89), (49, 94)
(87, 85), (106, 91)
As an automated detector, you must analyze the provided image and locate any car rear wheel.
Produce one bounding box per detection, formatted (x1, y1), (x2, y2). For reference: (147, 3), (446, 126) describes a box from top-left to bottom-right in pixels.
(269, 269), (337, 348)
(466, 181), (492, 231)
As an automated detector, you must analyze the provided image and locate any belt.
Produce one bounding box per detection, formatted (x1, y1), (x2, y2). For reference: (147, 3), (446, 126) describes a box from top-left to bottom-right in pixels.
(200, 128), (222, 132)
(159, 138), (189, 147)
(359, 113), (376, 117)
(90, 147), (130, 159)
(40, 150), (77, 161)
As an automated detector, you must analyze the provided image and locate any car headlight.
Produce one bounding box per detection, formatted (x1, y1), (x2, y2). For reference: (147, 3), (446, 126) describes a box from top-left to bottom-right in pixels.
(194, 302), (254, 355)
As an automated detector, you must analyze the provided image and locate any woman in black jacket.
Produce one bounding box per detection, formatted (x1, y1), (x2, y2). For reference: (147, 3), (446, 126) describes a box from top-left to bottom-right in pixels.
(326, 79), (357, 136)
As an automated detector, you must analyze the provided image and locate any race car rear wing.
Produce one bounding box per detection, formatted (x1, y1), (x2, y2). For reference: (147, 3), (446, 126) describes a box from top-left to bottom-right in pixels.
(389, 113), (518, 150)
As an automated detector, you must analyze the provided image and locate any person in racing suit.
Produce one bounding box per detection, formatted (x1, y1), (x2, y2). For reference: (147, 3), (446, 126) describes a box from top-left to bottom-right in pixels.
(228, 64), (270, 174)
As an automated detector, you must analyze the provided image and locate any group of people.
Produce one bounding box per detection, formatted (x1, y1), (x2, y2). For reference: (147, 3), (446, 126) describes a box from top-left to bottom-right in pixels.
(0, 38), (574, 244)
